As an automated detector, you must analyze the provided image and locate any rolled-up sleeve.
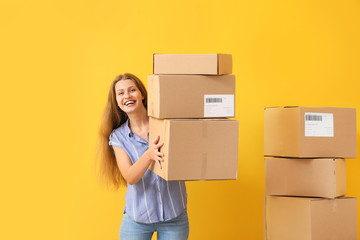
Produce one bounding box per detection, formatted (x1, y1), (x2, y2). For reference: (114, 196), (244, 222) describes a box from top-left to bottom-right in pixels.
(109, 131), (124, 149)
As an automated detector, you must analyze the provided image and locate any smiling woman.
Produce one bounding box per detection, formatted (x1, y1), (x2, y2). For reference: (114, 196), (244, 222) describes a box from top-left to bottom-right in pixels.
(97, 73), (148, 188)
(96, 73), (189, 240)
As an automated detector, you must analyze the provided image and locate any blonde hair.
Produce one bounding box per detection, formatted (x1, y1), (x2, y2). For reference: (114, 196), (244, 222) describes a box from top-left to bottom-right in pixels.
(96, 73), (147, 189)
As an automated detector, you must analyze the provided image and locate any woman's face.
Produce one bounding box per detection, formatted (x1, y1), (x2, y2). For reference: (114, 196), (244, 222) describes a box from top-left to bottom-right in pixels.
(115, 79), (145, 114)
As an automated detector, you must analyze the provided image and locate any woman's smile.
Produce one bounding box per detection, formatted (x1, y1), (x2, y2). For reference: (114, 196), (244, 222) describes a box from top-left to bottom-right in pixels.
(124, 99), (136, 107)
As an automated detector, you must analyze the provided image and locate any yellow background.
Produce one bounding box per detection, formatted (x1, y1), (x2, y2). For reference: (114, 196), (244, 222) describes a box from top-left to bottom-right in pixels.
(1, 0), (359, 239)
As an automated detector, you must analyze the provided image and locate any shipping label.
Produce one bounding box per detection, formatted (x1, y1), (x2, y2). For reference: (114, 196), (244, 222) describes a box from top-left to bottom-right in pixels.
(304, 112), (334, 137)
(204, 94), (234, 117)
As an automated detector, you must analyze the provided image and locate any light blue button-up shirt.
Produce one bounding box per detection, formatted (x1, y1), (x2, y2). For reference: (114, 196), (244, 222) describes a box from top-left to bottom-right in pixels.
(109, 119), (187, 224)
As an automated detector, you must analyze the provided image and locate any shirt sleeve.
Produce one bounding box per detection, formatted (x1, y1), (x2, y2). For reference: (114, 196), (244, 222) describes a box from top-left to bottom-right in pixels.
(109, 131), (124, 149)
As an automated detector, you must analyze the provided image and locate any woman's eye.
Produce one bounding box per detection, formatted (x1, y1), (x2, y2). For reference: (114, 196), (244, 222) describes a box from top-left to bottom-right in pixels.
(130, 89), (136, 92)
(118, 92), (124, 95)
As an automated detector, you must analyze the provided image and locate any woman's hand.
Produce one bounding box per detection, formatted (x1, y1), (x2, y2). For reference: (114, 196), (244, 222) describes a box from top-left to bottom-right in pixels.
(146, 136), (165, 169)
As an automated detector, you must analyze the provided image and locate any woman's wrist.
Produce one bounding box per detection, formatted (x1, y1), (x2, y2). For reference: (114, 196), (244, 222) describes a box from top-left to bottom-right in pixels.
(143, 150), (153, 164)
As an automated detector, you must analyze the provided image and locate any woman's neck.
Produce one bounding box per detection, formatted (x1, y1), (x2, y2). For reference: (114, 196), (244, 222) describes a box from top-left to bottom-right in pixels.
(127, 107), (149, 140)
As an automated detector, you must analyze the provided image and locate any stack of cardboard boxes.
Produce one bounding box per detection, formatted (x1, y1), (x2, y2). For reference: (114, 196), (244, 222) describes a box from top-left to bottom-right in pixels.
(263, 106), (358, 240)
(147, 54), (239, 181)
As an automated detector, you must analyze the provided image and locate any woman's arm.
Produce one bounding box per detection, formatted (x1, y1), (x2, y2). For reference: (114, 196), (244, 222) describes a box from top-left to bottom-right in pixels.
(113, 136), (164, 185)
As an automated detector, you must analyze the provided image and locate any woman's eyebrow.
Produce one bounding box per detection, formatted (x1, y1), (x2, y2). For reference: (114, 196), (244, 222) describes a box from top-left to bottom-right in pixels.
(116, 86), (135, 92)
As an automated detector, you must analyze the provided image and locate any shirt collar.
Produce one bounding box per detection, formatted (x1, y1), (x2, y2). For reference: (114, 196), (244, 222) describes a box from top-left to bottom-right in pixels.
(124, 119), (134, 137)
(124, 118), (149, 144)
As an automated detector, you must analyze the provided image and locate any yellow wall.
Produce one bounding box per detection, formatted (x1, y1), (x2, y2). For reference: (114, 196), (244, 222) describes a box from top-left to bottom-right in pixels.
(1, 0), (360, 239)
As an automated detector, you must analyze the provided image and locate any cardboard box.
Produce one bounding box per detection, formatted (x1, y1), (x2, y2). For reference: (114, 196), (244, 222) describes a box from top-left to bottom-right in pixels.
(153, 53), (232, 75)
(148, 117), (239, 181)
(265, 158), (346, 198)
(148, 74), (235, 119)
(264, 196), (358, 240)
(264, 106), (357, 158)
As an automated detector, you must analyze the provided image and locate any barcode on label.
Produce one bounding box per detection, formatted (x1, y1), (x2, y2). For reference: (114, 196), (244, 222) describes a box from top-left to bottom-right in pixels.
(305, 115), (323, 121)
(304, 112), (334, 137)
(204, 94), (234, 117)
(206, 98), (222, 103)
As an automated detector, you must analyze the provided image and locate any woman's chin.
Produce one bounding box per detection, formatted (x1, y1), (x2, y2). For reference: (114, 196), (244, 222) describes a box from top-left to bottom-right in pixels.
(123, 106), (141, 114)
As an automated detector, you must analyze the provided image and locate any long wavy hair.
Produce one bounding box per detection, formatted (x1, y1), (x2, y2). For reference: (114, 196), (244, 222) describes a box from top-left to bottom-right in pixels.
(96, 73), (147, 189)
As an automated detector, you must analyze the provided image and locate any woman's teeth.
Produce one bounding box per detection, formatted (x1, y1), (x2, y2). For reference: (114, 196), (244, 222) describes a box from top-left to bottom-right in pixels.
(125, 101), (134, 106)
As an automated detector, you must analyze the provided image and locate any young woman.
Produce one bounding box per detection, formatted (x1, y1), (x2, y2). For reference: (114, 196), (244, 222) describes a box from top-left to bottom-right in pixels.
(97, 73), (189, 240)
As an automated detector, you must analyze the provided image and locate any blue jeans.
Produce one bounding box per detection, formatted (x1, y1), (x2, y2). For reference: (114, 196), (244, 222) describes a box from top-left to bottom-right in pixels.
(119, 209), (189, 240)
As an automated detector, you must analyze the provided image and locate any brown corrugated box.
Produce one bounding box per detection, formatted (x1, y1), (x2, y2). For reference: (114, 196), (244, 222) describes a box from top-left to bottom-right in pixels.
(148, 117), (238, 181)
(265, 158), (346, 198)
(264, 106), (357, 158)
(264, 196), (358, 240)
(148, 74), (235, 119)
(153, 53), (232, 75)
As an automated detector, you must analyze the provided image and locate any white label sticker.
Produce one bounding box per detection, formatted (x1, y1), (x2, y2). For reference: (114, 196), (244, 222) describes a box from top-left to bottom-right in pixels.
(204, 94), (234, 117)
(305, 112), (334, 137)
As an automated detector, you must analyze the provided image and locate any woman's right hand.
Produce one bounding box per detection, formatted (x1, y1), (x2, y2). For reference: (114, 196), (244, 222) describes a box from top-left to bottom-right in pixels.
(146, 136), (164, 169)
